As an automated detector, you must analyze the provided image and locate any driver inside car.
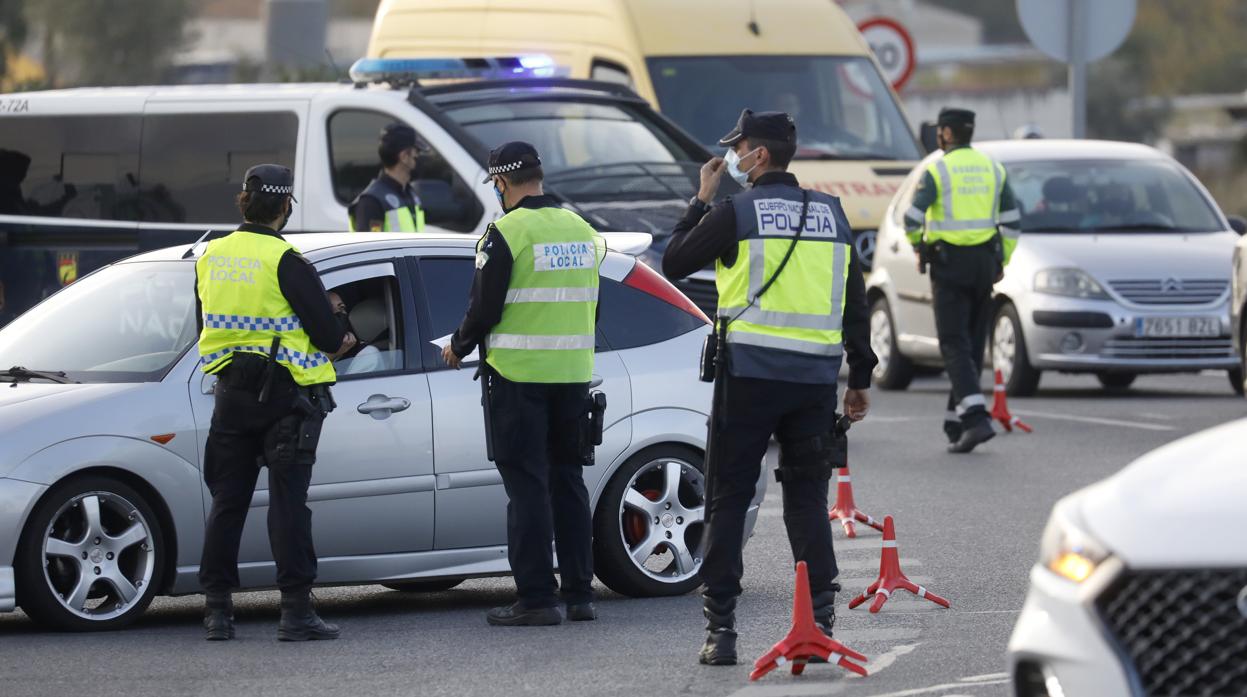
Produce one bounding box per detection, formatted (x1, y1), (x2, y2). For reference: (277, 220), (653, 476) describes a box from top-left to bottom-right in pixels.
(327, 291), (386, 375)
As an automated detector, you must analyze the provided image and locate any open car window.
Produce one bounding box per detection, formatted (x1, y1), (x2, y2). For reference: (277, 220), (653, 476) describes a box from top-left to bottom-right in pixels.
(321, 263), (404, 379)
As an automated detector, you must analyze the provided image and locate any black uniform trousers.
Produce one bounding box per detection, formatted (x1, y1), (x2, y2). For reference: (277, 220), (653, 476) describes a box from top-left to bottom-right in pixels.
(930, 242), (999, 427)
(199, 358), (318, 595)
(700, 375), (839, 604)
(489, 374), (594, 609)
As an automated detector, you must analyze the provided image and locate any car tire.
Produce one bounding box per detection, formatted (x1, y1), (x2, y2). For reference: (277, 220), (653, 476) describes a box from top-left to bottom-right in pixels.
(382, 579), (463, 593)
(1097, 372), (1137, 390)
(16, 475), (165, 631)
(870, 297), (915, 391)
(991, 303), (1041, 397)
(593, 445), (705, 598)
(1230, 368), (1245, 397)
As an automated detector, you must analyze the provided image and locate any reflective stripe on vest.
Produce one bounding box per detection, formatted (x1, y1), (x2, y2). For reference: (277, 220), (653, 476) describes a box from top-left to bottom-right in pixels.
(196, 231), (336, 386)
(485, 207), (604, 383)
(924, 148), (1004, 246)
(717, 185), (852, 372)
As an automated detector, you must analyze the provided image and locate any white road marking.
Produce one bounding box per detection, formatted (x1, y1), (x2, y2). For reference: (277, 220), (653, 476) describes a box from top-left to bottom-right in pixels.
(847, 643), (918, 679)
(960, 672), (1009, 682)
(1013, 409), (1175, 431)
(862, 678), (1010, 697)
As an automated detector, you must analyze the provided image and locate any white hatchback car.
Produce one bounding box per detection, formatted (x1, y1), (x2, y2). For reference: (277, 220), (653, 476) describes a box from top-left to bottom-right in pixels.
(1008, 418), (1247, 695)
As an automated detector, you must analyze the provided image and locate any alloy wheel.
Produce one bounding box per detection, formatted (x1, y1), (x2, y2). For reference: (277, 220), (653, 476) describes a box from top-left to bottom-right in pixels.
(870, 307), (893, 378)
(618, 458), (705, 585)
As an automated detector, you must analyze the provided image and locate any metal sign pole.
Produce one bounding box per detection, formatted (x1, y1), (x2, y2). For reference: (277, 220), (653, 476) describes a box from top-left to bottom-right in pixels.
(1068, 0), (1087, 138)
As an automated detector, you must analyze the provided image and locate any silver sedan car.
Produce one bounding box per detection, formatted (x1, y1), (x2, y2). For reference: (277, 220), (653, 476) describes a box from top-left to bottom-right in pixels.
(868, 140), (1245, 396)
(0, 233), (756, 631)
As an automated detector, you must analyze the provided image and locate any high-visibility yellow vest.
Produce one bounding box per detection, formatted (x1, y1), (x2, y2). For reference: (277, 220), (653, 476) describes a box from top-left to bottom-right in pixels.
(347, 178), (425, 232)
(923, 147), (1006, 247)
(717, 184), (852, 382)
(485, 206), (604, 384)
(196, 231), (336, 386)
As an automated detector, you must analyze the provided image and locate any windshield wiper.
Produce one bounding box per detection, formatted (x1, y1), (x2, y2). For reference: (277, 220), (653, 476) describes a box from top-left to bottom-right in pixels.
(2, 366), (78, 384)
(796, 150), (900, 161)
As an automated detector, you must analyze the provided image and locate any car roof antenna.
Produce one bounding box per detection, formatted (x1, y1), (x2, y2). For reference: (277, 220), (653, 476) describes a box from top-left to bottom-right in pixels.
(182, 229), (214, 259)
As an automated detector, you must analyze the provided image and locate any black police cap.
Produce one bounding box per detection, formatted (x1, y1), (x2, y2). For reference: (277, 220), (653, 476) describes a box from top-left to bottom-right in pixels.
(241, 163), (297, 201)
(483, 141), (542, 183)
(718, 108), (797, 147)
(937, 107), (976, 128)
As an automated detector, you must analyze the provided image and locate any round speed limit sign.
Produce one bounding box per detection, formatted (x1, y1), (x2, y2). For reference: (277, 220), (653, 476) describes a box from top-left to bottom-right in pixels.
(858, 17), (916, 91)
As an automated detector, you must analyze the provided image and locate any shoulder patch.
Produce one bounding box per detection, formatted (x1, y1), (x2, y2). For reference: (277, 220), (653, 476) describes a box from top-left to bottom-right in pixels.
(475, 251), (490, 269)
(385, 193), (401, 208)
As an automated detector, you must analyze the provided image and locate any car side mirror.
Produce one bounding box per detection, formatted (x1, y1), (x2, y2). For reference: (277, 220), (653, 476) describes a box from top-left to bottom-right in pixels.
(919, 121), (939, 154)
(1228, 215), (1246, 235)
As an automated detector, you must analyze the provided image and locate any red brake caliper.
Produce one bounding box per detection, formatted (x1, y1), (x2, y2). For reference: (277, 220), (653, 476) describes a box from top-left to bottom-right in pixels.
(624, 489), (663, 545)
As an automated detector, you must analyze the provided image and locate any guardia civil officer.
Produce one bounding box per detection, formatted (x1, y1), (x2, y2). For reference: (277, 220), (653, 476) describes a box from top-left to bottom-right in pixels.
(902, 108), (1021, 453)
(441, 142), (605, 626)
(196, 165), (356, 641)
(348, 123), (426, 232)
(663, 110), (877, 665)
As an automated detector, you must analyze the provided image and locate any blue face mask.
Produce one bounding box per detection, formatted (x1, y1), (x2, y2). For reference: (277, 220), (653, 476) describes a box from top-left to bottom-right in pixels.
(493, 181), (506, 209)
(725, 147), (762, 187)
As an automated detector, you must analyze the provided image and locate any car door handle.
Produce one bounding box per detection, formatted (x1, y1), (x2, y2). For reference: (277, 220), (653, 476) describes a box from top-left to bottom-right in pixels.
(357, 394), (411, 419)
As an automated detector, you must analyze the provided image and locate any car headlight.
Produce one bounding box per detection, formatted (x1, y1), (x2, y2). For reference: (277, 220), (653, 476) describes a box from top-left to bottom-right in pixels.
(1034, 268), (1109, 300)
(1039, 500), (1110, 583)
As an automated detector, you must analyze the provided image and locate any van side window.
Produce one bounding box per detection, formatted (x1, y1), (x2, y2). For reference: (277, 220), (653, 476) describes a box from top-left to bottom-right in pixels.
(0, 115), (142, 221)
(327, 110), (483, 233)
(138, 112), (298, 224)
(590, 59), (632, 87)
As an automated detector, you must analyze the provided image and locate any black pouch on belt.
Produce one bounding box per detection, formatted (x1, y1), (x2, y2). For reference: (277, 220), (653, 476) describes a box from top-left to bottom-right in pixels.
(698, 330), (718, 383)
(579, 391), (608, 465)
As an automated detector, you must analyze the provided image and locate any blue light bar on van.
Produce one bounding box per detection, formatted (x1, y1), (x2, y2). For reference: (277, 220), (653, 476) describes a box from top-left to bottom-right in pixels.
(348, 56), (564, 85)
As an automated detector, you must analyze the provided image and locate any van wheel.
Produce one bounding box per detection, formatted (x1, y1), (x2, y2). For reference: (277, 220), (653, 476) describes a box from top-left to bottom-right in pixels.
(16, 475), (164, 631)
(992, 303), (1041, 397)
(870, 298), (915, 390)
(593, 445), (704, 598)
(383, 579), (463, 593)
(1230, 368), (1244, 397)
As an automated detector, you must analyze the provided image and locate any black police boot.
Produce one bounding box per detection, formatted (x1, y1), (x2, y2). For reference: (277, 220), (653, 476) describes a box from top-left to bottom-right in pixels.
(277, 591), (340, 641)
(486, 602), (563, 627)
(698, 596), (738, 666)
(806, 589), (838, 663)
(949, 418), (995, 454)
(203, 592), (234, 641)
(566, 602), (597, 622)
(943, 418), (963, 444)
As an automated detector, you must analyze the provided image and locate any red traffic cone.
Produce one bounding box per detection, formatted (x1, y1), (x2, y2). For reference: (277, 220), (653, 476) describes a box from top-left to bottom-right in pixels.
(848, 516), (950, 613)
(991, 369), (1032, 433)
(828, 466), (884, 538)
(750, 561), (868, 680)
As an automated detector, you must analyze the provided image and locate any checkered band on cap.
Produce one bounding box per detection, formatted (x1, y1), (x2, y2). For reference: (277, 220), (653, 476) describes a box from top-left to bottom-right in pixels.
(487, 160), (536, 177)
(243, 183), (294, 194)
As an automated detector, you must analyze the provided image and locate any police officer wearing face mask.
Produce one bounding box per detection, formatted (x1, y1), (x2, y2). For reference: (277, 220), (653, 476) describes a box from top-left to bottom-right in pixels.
(663, 110), (877, 666)
(195, 164), (356, 641)
(348, 123), (426, 233)
(902, 108), (1021, 453)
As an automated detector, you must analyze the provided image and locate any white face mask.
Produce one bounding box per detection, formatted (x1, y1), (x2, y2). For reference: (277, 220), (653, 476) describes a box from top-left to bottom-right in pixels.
(725, 147), (761, 187)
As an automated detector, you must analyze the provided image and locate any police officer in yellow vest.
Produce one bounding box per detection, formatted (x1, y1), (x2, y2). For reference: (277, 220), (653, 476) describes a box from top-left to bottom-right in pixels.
(347, 123), (426, 233)
(903, 108), (1021, 453)
(196, 165), (356, 641)
(442, 142), (605, 627)
(663, 110), (877, 666)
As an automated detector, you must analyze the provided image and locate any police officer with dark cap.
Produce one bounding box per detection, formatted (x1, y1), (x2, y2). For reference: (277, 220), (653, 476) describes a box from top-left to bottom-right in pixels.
(902, 108), (1021, 453)
(196, 164), (356, 641)
(348, 123), (426, 232)
(663, 109), (877, 665)
(442, 142), (606, 626)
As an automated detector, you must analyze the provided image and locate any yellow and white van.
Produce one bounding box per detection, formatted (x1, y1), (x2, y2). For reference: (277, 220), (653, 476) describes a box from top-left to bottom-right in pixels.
(368, 0), (924, 268)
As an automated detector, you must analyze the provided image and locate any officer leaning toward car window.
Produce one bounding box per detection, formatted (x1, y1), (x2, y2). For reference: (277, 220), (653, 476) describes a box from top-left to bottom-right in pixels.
(441, 142), (607, 626)
(903, 108), (1021, 454)
(348, 123), (426, 233)
(662, 109), (877, 666)
(195, 164), (356, 641)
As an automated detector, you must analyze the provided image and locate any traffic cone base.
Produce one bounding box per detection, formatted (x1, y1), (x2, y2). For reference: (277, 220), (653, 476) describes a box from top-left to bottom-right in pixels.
(750, 561), (868, 680)
(991, 369), (1033, 433)
(848, 516), (951, 614)
(827, 466), (884, 538)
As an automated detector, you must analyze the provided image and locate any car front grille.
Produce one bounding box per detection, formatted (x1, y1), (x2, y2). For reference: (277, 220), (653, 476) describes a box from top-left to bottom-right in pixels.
(1096, 568), (1247, 697)
(675, 278), (717, 316)
(1102, 337), (1235, 360)
(1108, 279), (1228, 305)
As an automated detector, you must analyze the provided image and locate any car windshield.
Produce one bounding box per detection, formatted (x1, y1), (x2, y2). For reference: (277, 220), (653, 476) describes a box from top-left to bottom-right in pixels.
(446, 99), (709, 235)
(647, 55), (921, 162)
(1004, 158), (1225, 233)
(0, 261), (197, 383)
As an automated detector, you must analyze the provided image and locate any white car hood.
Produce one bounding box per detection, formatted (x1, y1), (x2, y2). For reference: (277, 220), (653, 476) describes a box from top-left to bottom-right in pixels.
(1018, 230), (1237, 281)
(1076, 418), (1247, 567)
(0, 382), (146, 477)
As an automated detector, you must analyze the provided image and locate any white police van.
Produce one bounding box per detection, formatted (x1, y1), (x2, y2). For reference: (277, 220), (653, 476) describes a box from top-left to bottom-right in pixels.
(0, 57), (711, 324)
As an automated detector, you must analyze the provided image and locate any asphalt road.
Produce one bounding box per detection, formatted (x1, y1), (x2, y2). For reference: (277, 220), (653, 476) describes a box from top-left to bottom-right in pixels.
(2, 371), (1243, 697)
